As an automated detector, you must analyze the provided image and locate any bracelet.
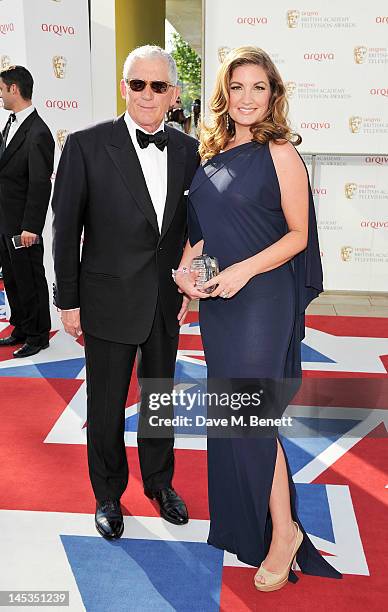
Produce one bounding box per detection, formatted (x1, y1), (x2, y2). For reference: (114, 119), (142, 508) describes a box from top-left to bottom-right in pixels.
(172, 266), (189, 281)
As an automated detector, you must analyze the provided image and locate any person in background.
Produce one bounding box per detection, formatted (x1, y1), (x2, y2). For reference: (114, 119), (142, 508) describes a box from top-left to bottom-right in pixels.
(0, 66), (54, 357)
(166, 97), (191, 134)
(191, 98), (201, 130)
(52, 46), (198, 540)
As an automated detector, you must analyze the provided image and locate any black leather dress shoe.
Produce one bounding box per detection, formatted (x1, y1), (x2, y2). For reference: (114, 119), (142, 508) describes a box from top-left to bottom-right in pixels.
(145, 487), (189, 525)
(0, 335), (25, 346)
(95, 499), (124, 539)
(13, 342), (49, 358)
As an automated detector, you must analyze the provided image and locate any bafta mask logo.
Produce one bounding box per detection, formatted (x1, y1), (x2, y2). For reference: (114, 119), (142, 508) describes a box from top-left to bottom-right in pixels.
(344, 183), (358, 199)
(0, 55), (11, 70)
(218, 46), (232, 64)
(354, 46), (367, 64)
(56, 129), (69, 151)
(52, 55), (67, 79)
(287, 10), (300, 28)
(349, 116), (363, 133)
(285, 81), (297, 98)
(340, 246), (353, 262)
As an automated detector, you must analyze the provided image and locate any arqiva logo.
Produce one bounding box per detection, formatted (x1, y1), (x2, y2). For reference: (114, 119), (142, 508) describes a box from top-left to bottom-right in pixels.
(361, 220), (388, 229)
(41, 24), (75, 36)
(0, 23), (14, 35)
(45, 99), (78, 110)
(375, 16), (388, 23)
(365, 156), (388, 164)
(236, 16), (268, 25)
(300, 121), (331, 130)
(304, 52), (335, 61)
(312, 187), (327, 196)
(370, 88), (388, 96)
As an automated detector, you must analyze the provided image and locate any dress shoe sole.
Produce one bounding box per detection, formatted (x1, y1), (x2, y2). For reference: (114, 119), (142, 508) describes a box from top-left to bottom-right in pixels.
(254, 576), (289, 592)
(95, 519), (124, 540)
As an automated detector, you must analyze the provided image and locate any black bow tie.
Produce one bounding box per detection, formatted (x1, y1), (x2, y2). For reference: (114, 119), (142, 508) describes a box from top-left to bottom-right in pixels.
(136, 129), (168, 151)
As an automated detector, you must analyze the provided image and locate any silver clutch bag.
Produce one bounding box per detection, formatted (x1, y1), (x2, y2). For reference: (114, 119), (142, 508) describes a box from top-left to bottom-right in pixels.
(190, 254), (219, 294)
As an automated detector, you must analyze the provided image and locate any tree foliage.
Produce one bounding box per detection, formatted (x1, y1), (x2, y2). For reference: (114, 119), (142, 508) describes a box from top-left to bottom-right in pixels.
(171, 32), (201, 108)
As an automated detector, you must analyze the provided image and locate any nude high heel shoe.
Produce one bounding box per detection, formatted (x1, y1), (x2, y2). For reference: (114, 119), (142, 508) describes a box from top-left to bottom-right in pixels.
(254, 521), (303, 592)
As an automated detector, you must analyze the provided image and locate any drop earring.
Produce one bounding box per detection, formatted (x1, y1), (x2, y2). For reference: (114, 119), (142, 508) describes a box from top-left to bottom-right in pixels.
(226, 113), (230, 131)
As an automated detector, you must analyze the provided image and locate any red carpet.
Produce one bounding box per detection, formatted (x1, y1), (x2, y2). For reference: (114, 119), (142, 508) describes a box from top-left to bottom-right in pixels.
(0, 310), (387, 610)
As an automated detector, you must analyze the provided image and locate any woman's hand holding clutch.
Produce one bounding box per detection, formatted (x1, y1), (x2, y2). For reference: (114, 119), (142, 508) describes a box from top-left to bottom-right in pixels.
(202, 261), (252, 299)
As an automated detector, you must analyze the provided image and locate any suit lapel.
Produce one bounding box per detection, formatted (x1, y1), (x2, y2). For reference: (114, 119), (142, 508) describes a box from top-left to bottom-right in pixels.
(160, 125), (186, 240)
(0, 109), (37, 171)
(105, 115), (159, 235)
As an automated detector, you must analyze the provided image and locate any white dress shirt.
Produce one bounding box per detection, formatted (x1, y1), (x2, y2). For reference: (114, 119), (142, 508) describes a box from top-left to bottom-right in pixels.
(6, 104), (35, 146)
(124, 111), (168, 233)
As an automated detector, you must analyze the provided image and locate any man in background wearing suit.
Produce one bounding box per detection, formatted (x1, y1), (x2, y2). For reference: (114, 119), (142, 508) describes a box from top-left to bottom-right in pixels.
(0, 66), (54, 357)
(52, 46), (198, 538)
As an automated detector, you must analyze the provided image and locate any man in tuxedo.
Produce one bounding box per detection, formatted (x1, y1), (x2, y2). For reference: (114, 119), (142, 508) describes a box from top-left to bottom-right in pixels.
(52, 46), (198, 538)
(0, 66), (54, 357)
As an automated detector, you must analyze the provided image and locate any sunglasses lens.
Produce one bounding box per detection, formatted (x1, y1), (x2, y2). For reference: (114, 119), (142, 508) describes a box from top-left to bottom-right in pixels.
(128, 80), (169, 94)
(151, 81), (168, 94)
(129, 79), (146, 92)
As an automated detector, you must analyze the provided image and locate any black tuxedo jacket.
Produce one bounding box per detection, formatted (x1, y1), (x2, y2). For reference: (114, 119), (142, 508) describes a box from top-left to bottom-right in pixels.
(0, 109), (55, 236)
(52, 115), (199, 344)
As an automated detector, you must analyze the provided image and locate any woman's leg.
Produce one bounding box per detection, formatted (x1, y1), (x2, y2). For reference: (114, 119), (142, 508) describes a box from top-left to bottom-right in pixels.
(256, 439), (298, 583)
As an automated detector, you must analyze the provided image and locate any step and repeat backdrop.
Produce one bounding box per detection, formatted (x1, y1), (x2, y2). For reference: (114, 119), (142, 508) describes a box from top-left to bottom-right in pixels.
(0, 0), (93, 319)
(203, 0), (388, 291)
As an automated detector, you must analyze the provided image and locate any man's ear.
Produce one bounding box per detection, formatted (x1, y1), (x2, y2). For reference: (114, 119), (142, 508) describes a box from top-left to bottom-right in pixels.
(170, 85), (181, 106)
(120, 79), (126, 100)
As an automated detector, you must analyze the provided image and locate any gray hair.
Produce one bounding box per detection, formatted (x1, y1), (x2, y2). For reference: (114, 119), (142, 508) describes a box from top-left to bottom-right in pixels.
(123, 45), (177, 85)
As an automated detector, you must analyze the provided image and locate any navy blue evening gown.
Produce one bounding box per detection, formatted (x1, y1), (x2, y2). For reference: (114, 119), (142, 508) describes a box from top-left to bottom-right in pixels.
(187, 141), (341, 581)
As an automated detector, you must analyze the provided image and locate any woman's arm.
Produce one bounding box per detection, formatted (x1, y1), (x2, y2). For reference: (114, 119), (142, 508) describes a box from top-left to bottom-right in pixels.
(180, 237), (204, 267)
(203, 141), (309, 298)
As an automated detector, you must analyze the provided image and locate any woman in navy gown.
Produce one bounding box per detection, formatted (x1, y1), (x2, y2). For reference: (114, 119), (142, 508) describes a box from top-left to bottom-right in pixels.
(174, 46), (341, 591)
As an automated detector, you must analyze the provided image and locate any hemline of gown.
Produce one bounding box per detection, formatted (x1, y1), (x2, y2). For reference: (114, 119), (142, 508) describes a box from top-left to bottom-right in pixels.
(207, 531), (342, 583)
(206, 435), (342, 582)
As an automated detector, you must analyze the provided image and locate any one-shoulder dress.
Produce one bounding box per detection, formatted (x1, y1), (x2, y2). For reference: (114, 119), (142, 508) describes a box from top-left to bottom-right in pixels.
(187, 141), (341, 582)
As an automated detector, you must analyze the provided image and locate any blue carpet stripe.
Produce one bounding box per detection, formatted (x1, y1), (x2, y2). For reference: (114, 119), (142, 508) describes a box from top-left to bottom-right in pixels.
(61, 536), (224, 612)
(0, 358), (85, 379)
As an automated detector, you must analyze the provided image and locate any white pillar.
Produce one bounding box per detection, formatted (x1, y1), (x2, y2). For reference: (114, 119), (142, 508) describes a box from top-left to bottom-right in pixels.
(90, 0), (117, 121)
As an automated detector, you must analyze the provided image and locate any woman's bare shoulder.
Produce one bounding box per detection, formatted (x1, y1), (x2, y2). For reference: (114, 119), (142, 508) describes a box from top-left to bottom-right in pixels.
(269, 140), (304, 167)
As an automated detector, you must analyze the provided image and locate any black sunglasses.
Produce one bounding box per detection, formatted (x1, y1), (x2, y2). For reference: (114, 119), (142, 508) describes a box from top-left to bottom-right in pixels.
(125, 78), (174, 94)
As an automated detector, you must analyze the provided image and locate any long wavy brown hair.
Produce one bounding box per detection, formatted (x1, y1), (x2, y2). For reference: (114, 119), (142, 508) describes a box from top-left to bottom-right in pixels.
(199, 46), (301, 161)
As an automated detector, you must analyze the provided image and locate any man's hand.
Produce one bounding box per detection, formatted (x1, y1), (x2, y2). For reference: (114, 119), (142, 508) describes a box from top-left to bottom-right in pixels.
(21, 230), (38, 247)
(177, 295), (191, 326)
(60, 308), (82, 338)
